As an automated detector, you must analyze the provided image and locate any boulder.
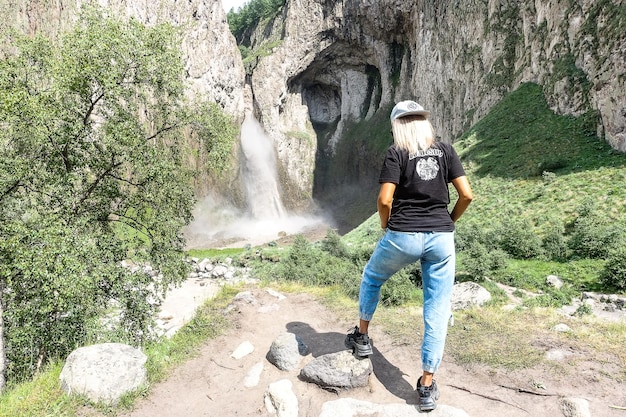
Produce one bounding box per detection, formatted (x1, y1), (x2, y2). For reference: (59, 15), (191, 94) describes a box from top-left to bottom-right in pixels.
(59, 343), (147, 405)
(299, 350), (372, 390)
(451, 282), (491, 311)
(267, 332), (310, 371)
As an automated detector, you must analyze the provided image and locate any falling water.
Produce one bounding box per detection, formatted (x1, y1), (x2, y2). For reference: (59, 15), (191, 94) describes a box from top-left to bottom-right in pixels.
(184, 113), (327, 248)
(239, 113), (286, 219)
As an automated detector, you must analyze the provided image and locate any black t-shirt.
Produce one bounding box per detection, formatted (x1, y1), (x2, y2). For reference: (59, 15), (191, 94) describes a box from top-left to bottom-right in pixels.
(378, 142), (466, 232)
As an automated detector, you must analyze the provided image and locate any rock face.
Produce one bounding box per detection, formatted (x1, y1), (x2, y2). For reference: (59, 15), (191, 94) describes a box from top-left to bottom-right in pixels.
(0, 0), (244, 117)
(0, 0), (246, 198)
(247, 0), (626, 211)
(4, 0), (625, 219)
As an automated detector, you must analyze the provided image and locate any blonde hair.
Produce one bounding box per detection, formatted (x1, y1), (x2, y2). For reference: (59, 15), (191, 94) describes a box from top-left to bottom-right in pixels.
(391, 115), (434, 154)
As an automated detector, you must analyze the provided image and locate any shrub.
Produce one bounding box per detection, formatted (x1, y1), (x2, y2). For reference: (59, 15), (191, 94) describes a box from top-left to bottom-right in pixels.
(379, 273), (419, 306)
(600, 248), (626, 291)
(227, 0), (285, 43)
(541, 221), (568, 261)
(568, 215), (624, 259)
(497, 219), (544, 259)
(522, 287), (577, 308)
(460, 243), (509, 281)
(455, 221), (488, 252)
(278, 234), (360, 288)
(320, 229), (350, 259)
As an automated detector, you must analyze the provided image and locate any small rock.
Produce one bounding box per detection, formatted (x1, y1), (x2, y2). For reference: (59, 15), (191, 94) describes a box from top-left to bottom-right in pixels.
(259, 303), (281, 313)
(231, 341), (254, 359)
(451, 282), (491, 310)
(158, 310), (174, 321)
(560, 397), (591, 417)
(244, 362), (264, 388)
(267, 333), (309, 371)
(546, 275), (564, 289)
(264, 379), (298, 417)
(552, 323), (571, 332)
(233, 291), (257, 304)
(545, 348), (574, 361)
(197, 258), (211, 272)
(266, 288), (286, 300)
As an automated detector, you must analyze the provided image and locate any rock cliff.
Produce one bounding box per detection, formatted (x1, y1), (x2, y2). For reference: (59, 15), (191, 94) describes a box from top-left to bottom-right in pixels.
(3, 0), (625, 229)
(0, 0), (246, 198)
(246, 0), (626, 223)
(1, 0), (244, 116)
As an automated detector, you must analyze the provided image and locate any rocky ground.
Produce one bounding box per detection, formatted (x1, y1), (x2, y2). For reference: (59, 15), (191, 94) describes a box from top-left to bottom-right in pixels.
(107, 277), (626, 417)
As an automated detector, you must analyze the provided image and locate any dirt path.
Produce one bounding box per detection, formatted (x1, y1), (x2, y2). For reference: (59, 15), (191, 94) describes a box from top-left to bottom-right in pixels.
(114, 286), (625, 417)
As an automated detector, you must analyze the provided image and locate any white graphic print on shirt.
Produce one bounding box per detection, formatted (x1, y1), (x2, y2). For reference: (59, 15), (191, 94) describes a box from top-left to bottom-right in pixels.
(416, 157), (439, 180)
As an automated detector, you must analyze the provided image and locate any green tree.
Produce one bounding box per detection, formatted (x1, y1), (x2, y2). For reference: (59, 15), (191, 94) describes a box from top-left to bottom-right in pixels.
(227, 0), (285, 43)
(0, 6), (235, 387)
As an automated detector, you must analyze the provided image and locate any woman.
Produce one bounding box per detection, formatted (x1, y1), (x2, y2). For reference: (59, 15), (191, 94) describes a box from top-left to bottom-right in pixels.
(344, 100), (474, 412)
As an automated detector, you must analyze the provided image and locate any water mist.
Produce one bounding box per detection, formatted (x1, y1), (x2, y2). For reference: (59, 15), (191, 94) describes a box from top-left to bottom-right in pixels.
(184, 113), (326, 248)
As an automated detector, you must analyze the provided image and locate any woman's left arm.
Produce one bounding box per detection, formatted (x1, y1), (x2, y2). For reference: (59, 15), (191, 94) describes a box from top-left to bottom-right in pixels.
(450, 176), (473, 222)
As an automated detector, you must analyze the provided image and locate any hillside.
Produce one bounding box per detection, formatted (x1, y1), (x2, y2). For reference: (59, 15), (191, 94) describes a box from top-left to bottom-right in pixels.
(344, 82), (626, 296)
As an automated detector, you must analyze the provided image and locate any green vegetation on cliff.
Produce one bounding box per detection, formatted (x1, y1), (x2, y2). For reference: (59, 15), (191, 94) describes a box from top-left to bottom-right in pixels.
(226, 0), (285, 44)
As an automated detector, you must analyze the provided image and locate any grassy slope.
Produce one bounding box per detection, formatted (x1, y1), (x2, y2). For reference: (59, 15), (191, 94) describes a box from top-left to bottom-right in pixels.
(344, 82), (626, 290)
(340, 82), (626, 377)
(456, 82), (625, 226)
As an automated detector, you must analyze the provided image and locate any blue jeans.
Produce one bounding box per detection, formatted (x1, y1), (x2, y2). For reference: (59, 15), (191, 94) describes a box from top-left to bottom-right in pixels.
(359, 229), (455, 374)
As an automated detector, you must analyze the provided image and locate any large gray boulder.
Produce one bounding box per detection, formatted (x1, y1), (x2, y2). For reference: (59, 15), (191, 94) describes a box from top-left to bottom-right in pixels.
(299, 350), (372, 390)
(59, 343), (147, 405)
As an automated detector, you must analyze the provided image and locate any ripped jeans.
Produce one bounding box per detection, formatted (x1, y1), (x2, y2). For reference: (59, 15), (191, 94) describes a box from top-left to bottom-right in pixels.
(359, 229), (455, 374)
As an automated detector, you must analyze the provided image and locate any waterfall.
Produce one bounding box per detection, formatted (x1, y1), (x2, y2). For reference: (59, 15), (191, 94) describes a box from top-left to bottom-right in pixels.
(239, 113), (286, 219)
(183, 114), (327, 249)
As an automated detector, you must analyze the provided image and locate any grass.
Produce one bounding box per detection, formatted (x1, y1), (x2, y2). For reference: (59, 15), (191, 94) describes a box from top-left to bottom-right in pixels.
(0, 286), (239, 417)
(0, 361), (80, 417)
(457, 83), (626, 230)
(143, 286), (237, 383)
(305, 284), (626, 378)
(456, 83), (624, 178)
(3, 279), (625, 417)
(452, 83), (626, 297)
(492, 259), (606, 292)
(447, 308), (546, 369)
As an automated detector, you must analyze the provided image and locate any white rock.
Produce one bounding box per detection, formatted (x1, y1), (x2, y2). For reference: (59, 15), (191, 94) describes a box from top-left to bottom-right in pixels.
(264, 379), (298, 417)
(243, 362), (264, 388)
(231, 341), (255, 359)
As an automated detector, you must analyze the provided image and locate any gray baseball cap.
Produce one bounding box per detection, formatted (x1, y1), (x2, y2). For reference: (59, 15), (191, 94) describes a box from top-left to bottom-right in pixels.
(390, 100), (430, 121)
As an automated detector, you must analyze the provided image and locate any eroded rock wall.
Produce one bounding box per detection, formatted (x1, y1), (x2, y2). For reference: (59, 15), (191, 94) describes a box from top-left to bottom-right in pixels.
(248, 0), (626, 212)
(1, 0), (245, 116)
(0, 0), (246, 198)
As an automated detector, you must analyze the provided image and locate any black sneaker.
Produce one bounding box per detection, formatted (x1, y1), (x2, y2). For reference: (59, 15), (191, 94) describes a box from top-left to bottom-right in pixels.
(417, 377), (440, 412)
(344, 326), (373, 357)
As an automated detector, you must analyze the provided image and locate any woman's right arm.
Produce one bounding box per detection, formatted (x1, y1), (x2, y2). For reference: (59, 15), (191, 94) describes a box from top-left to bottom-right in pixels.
(450, 176), (473, 222)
